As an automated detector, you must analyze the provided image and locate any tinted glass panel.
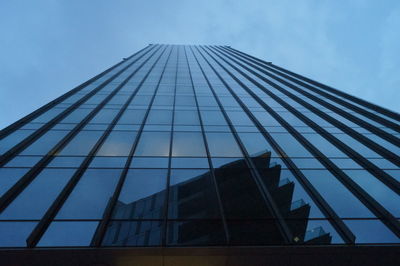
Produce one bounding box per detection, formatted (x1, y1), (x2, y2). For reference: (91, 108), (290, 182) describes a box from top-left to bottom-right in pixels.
(56, 169), (121, 219)
(103, 221), (162, 246)
(0, 168), (29, 197)
(134, 132), (171, 156)
(0, 169), (76, 219)
(0, 130), (35, 155)
(59, 130), (103, 156)
(206, 132), (243, 157)
(0, 222), (37, 247)
(38, 221), (98, 247)
(97, 131), (137, 156)
(20, 130), (69, 155)
(112, 169), (168, 219)
(172, 132), (206, 157)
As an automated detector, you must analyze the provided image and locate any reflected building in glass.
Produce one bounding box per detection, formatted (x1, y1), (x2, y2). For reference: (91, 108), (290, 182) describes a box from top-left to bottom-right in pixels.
(0, 44), (399, 264)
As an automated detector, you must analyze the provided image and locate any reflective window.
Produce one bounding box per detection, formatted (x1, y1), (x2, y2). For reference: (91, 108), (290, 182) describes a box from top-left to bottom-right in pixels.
(270, 133), (313, 158)
(226, 111), (254, 126)
(5, 156), (42, 167)
(89, 157), (127, 168)
(97, 131), (137, 156)
(147, 110), (172, 124)
(118, 109), (146, 124)
(238, 132), (272, 157)
(130, 157), (169, 168)
(112, 169), (168, 219)
(0, 169), (76, 219)
(301, 170), (374, 218)
(0, 168), (29, 197)
(172, 132), (206, 157)
(134, 132), (171, 156)
(20, 130), (69, 155)
(344, 220), (399, 243)
(0, 130), (36, 155)
(0, 222), (37, 247)
(59, 130), (103, 156)
(200, 110), (227, 125)
(56, 169), (121, 219)
(169, 169), (220, 219)
(343, 170), (400, 217)
(31, 107), (66, 123)
(103, 221), (162, 246)
(89, 109), (119, 124)
(38, 221), (98, 247)
(206, 132), (243, 157)
(171, 157), (209, 168)
(174, 110), (199, 125)
(60, 108), (92, 123)
(47, 156), (85, 167)
(167, 220), (226, 246)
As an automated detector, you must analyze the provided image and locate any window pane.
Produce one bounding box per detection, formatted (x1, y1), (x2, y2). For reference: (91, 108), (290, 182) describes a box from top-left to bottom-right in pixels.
(168, 169), (220, 219)
(174, 110), (199, 125)
(4, 156), (42, 167)
(38, 221), (98, 247)
(167, 220), (226, 246)
(47, 156), (85, 167)
(0, 222), (37, 247)
(172, 132), (206, 157)
(344, 220), (399, 243)
(56, 169), (121, 219)
(89, 156), (127, 168)
(0, 169), (76, 219)
(301, 170), (374, 218)
(60, 108), (92, 123)
(59, 130), (103, 156)
(130, 157), (169, 168)
(0, 130), (36, 155)
(96, 131), (137, 156)
(112, 169), (168, 219)
(103, 221), (162, 246)
(118, 109), (146, 124)
(134, 132), (171, 156)
(171, 158), (209, 168)
(89, 109), (119, 124)
(147, 110), (172, 124)
(20, 130), (69, 155)
(0, 168), (29, 197)
(200, 111), (227, 125)
(238, 132), (273, 157)
(206, 132), (243, 157)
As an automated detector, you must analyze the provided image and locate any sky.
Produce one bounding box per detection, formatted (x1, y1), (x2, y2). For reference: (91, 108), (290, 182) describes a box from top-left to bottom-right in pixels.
(1, 0), (399, 129)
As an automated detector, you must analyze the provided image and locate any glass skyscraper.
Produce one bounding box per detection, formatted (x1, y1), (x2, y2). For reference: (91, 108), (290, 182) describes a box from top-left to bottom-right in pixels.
(0, 44), (399, 263)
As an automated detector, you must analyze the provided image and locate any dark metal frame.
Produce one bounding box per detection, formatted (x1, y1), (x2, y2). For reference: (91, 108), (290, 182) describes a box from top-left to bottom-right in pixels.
(224, 46), (400, 123)
(198, 45), (400, 238)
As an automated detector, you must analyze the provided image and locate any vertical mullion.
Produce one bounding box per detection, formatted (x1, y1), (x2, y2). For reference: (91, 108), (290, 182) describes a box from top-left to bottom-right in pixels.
(26, 45), (169, 247)
(192, 46), (355, 244)
(0, 45), (157, 167)
(224, 46), (400, 123)
(210, 46), (400, 193)
(90, 45), (175, 247)
(191, 46), (294, 244)
(162, 45), (179, 246)
(216, 46), (400, 147)
(199, 45), (400, 238)
(0, 45), (163, 216)
(184, 46), (230, 244)
(220, 46), (400, 134)
(0, 44), (154, 140)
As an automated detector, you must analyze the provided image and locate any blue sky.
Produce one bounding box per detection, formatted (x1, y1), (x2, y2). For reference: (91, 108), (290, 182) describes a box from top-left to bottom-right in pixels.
(1, 0), (399, 129)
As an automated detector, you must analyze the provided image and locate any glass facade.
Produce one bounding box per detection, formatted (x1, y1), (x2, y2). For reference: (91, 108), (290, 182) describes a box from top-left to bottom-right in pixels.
(0, 44), (399, 248)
